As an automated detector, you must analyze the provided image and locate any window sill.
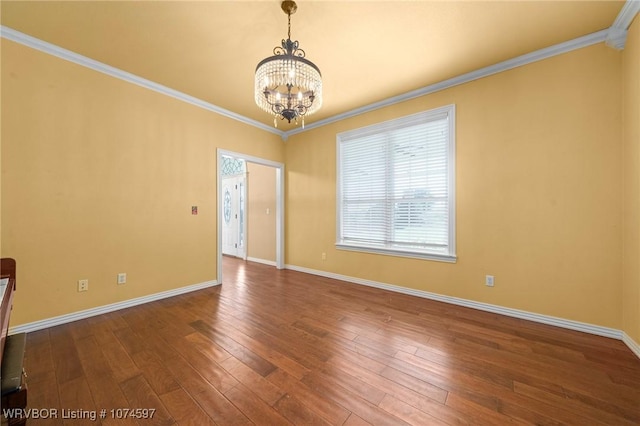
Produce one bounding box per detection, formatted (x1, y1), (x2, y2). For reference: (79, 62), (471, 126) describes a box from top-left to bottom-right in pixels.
(335, 243), (457, 263)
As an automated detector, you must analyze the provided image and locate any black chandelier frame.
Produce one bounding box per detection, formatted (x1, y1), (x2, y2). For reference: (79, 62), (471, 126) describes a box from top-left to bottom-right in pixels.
(255, 0), (322, 125)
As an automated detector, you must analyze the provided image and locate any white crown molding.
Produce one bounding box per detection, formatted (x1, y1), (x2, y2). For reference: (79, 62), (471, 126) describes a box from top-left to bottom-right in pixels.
(284, 264), (640, 359)
(284, 29), (609, 138)
(2, 1), (636, 140)
(606, 27), (629, 50)
(606, 0), (640, 49)
(0, 25), (284, 139)
(611, 0), (640, 30)
(0, 21), (619, 143)
(8, 279), (218, 335)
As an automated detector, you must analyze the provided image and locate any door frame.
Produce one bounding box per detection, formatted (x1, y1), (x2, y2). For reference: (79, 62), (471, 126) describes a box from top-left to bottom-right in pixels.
(217, 149), (285, 284)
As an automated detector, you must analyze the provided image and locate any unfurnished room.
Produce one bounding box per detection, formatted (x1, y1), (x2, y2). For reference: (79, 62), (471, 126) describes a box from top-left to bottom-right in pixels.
(1, 1), (639, 425)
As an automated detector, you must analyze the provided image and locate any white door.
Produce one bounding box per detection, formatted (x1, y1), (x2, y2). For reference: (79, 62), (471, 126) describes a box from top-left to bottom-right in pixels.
(222, 175), (246, 258)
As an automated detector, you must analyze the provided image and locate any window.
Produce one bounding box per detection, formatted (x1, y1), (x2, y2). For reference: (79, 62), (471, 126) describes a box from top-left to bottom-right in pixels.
(336, 105), (456, 262)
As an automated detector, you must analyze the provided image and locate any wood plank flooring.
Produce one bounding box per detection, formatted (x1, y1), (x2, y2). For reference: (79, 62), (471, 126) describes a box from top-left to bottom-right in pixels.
(17, 257), (640, 425)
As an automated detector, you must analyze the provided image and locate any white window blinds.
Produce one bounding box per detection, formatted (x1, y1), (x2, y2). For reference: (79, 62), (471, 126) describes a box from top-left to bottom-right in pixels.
(336, 105), (456, 262)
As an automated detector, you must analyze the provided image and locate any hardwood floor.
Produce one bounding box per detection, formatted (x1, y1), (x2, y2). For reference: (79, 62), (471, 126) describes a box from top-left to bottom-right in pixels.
(19, 257), (640, 425)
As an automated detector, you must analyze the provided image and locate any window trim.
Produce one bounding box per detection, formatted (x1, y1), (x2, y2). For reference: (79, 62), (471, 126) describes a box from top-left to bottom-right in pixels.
(335, 104), (457, 263)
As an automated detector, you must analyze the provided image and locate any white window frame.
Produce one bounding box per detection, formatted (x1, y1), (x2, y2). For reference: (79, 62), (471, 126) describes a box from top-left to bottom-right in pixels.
(336, 104), (456, 263)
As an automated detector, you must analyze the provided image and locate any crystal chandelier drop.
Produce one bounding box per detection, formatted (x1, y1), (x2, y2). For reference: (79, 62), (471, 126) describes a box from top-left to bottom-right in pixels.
(255, 1), (322, 128)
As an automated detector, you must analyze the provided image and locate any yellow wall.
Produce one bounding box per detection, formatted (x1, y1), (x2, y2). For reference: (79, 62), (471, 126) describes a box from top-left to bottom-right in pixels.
(1, 40), (284, 326)
(246, 162), (277, 263)
(1, 24), (636, 340)
(623, 17), (640, 345)
(286, 43), (624, 329)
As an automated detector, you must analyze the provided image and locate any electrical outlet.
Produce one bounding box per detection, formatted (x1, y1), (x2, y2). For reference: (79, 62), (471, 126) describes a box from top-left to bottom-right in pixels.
(117, 273), (127, 285)
(321, 252), (327, 261)
(78, 279), (89, 292)
(485, 275), (495, 287)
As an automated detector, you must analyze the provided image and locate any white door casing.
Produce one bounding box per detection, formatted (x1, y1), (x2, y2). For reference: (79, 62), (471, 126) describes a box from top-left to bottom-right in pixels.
(217, 148), (284, 284)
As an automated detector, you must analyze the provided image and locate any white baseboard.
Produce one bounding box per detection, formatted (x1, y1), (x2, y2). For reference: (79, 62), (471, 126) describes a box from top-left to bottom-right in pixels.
(9, 264), (640, 360)
(246, 257), (277, 267)
(9, 279), (219, 334)
(284, 264), (639, 355)
(623, 332), (640, 359)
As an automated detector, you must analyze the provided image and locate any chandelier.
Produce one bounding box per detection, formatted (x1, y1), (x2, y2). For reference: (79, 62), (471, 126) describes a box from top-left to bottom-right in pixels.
(255, 0), (322, 128)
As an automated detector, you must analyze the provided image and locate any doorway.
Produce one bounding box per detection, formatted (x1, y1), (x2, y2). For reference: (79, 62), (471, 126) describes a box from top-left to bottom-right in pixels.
(221, 174), (246, 259)
(217, 149), (284, 284)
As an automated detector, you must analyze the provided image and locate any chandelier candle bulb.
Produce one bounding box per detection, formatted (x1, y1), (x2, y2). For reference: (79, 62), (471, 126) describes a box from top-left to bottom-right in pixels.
(255, 0), (322, 126)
